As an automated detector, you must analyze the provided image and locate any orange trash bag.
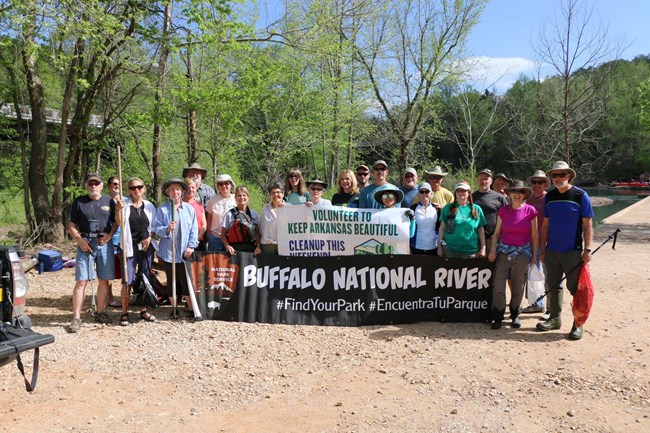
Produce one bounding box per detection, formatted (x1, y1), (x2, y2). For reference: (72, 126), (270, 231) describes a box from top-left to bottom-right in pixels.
(572, 264), (594, 327)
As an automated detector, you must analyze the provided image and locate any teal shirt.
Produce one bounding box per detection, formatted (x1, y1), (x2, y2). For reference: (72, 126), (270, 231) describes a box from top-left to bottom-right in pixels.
(439, 203), (487, 254)
(285, 191), (311, 205)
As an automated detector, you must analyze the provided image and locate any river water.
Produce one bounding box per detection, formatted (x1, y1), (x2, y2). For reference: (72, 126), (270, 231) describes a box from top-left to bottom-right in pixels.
(583, 187), (648, 225)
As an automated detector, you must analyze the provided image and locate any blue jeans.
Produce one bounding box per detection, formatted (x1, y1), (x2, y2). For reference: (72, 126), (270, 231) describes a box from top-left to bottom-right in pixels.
(207, 232), (224, 251)
(75, 240), (115, 281)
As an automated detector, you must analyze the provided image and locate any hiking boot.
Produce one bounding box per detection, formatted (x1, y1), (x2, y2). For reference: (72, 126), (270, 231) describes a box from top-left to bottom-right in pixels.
(169, 309), (180, 320)
(66, 318), (82, 333)
(521, 305), (544, 314)
(95, 311), (112, 325)
(491, 320), (502, 330)
(511, 316), (521, 328)
(569, 322), (584, 340)
(536, 317), (562, 331)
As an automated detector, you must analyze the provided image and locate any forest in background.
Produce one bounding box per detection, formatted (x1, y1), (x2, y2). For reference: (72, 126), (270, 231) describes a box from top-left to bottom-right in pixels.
(1, 0), (650, 243)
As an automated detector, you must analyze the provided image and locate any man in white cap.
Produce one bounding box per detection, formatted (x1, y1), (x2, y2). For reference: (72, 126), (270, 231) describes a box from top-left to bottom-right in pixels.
(182, 163), (215, 208)
(424, 166), (453, 207)
(399, 167), (419, 207)
(537, 161), (594, 340)
(472, 168), (508, 252)
(358, 160), (399, 209)
(521, 169), (551, 314)
(66, 173), (117, 333)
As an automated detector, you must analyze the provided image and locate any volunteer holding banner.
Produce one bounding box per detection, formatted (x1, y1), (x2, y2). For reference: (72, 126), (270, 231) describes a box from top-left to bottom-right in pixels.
(437, 182), (487, 259)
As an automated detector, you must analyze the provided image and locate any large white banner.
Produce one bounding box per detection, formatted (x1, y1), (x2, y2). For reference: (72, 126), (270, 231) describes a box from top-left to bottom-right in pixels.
(277, 206), (411, 256)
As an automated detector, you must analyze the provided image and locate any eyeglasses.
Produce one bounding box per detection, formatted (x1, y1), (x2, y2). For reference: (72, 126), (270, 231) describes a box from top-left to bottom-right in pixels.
(510, 189), (526, 194)
(551, 172), (569, 178)
(356, 172), (369, 176)
(110, 182), (120, 186)
(382, 193), (395, 200)
(129, 185), (144, 191)
(217, 182), (229, 187)
(531, 180), (546, 185)
(428, 175), (443, 180)
(310, 187), (323, 192)
(271, 190), (284, 195)
(374, 167), (387, 172)
(289, 174), (301, 179)
(87, 181), (101, 187)
(419, 190), (430, 194)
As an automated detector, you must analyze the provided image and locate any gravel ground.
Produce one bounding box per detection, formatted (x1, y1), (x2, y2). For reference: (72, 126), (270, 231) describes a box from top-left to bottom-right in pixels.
(1, 226), (649, 433)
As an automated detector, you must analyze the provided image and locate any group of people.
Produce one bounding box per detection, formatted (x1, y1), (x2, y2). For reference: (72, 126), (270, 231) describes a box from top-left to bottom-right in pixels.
(67, 159), (594, 342)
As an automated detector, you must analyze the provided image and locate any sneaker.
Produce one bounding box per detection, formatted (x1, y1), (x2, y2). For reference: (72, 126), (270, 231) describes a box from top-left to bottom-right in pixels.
(491, 320), (502, 330)
(95, 311), (112, 325)
(66, 318), (82, 333)
(511, 317), (521, 328)
(521, 305), (544, 314)
(539, 312), (551, 321)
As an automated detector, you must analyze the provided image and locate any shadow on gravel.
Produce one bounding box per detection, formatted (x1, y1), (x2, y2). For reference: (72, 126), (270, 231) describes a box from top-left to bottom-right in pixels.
(367, 320), (574, 343)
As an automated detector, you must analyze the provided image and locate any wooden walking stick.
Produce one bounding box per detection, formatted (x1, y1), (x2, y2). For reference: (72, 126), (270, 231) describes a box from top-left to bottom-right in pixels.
(170, 198), (177, 319)
(117, 145), (129, 320)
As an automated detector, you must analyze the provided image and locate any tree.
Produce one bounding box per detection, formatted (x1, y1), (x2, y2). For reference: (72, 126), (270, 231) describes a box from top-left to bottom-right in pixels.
(524, 0), (624, 171)
(347, 0), (485, 171)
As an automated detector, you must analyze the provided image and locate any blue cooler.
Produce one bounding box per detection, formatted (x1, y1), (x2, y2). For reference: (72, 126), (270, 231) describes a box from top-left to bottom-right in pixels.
(37, 250), (63, 272)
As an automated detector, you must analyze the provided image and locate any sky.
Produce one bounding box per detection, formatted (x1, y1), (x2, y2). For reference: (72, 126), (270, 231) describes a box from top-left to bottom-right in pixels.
(465, 0), (650, 92)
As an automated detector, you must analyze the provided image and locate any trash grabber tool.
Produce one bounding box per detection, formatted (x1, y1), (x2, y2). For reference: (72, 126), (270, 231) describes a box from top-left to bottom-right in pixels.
(534, 228), (621, 304)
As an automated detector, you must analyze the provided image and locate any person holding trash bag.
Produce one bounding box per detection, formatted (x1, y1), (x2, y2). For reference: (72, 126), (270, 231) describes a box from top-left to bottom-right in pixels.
(488, 180), (538, 329)
(537, 161), (594, 340)
(114, 177), (158, 325)
(154, 178), (199, 319)
(66, 173), (117, 333)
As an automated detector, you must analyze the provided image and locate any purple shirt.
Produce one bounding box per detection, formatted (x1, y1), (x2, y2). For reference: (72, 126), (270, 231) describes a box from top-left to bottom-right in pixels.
(525, 193), (546, 239)
(498, 204), (538, 247)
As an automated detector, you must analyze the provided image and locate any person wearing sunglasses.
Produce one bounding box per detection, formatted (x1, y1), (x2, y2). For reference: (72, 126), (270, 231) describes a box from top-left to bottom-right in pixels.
(284, 168), (311, 205)
(422, 166), (454, 207)
(355, 164), (371, 190)
(437, 182), (487, 259)
(520, 170), (552, 315)
(305, 179), (332, 209)
(358, 160), (399, 209)
(332, 169), (360, 207)
(205, 174), (236, 251)
(409, 182), (441, 255)
(373, 185), (416, 241)
(114, 177), (158, 325)
(66, 173), (117, 333)
(537, 161), (594, 340)
(488, 180), (538, 330)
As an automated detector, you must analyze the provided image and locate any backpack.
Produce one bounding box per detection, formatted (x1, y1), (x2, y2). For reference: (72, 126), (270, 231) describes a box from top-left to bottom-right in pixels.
(225, 208), (257, 245)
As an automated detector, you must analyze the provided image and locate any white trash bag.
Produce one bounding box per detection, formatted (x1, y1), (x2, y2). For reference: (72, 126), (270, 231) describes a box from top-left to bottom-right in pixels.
(527, 262), (545, 304)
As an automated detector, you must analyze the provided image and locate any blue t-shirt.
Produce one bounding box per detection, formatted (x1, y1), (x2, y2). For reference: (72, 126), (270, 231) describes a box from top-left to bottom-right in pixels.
(544, 186), (594, 252)
(400, 186), (418, 208)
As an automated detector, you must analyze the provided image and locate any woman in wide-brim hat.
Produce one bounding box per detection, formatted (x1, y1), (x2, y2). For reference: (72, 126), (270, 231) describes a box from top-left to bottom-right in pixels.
(488, 180), (539, 330)
(153, 178), (199, 318)
(373, 184), (404, 208)
(305, 179), (332, 209)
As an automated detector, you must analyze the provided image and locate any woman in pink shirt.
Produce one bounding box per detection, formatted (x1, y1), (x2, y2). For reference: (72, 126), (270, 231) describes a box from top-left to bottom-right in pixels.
(183, 177), (207, 246)
(488, 180), (538, 330)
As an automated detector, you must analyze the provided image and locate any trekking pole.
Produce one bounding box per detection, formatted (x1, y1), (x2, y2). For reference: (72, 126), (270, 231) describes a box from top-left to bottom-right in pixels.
(89, 244), (96, 311)
(117, 144), (129, 315)
(534, 228), (621, 303)
(170, 199), (177, 319)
